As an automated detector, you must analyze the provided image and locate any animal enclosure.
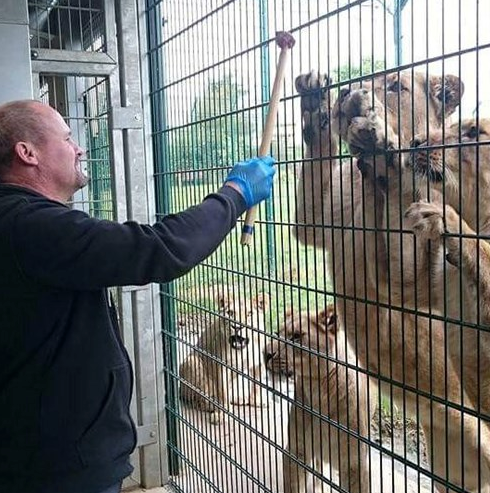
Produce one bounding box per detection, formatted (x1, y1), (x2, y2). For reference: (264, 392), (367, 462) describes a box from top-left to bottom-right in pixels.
(146, 1), (490, 492)
(24, 0), (490, 492)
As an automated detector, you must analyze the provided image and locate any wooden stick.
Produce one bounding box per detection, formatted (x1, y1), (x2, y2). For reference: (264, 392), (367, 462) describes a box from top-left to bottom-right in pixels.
(240, 31), (295, 246)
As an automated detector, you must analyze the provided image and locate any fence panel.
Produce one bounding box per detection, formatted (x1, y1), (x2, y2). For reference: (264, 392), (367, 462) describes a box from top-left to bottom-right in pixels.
(146, 1), (490, 492)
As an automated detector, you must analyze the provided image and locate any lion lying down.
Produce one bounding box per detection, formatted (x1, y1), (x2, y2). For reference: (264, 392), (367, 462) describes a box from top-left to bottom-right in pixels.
(179, 292), (269, 424)
(265, 304), (372, 493)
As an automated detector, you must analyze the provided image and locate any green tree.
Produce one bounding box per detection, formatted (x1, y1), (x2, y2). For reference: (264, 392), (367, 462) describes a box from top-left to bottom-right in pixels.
(333, 57), (386, 84)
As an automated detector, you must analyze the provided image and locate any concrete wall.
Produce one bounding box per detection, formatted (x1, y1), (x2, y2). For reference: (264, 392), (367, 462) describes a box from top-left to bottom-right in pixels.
(0, 0), (32, 104)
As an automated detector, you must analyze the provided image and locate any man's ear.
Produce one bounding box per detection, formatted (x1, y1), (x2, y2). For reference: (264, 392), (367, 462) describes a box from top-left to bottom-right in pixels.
(429, 74), (464, 121)
(14, 141), (39, 167)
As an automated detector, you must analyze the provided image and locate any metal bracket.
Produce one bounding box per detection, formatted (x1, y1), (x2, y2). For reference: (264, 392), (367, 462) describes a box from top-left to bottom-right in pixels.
(136, 423), (158, 447)
(110, 107), (144, 129)
(121, 285), (151, 293)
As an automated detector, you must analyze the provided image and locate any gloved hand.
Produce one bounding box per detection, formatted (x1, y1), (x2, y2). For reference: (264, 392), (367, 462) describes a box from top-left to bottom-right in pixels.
(224, 155), (276, 208)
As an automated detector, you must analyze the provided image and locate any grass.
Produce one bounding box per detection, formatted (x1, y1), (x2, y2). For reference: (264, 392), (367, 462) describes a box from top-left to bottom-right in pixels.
(164, 161), (399, 419)
(166, 162), (332, 334)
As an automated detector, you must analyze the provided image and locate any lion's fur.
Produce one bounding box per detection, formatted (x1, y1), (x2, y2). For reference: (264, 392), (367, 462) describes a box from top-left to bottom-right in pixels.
(179, 292), (268, 423)
(404, 119), (490, 413)
(294, 70), (490, 491)
(265, 305), (371, 493)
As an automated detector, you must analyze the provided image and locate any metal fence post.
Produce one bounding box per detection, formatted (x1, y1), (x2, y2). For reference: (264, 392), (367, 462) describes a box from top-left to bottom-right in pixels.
(259, 0), (276, 277)
(145, 0), (180, 478)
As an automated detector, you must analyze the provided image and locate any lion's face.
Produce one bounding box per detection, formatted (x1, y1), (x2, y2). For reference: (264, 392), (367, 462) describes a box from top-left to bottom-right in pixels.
(332, 71), (464, 150)
(264, 305), (337, 378)
(218, 293), (268, 350)
(411, 118), (490, 232)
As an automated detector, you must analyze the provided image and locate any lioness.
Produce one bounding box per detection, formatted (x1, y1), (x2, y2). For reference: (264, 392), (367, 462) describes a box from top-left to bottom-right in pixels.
(404, 119), (490, 407)
(265, 305), (371, 493)
(179, 292), (268, 424)
(294, 71), (490, 491)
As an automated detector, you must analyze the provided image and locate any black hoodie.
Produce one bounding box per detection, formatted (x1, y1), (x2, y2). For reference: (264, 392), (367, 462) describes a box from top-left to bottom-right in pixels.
(0, 184), (246, 493)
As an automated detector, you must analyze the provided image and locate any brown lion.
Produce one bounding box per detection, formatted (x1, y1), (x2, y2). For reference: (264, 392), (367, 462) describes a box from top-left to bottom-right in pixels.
(405, 118), (490, 412)
(294, 70), (490, 491)
(179, 292), (269, 424)
(265, 305), (371, 493)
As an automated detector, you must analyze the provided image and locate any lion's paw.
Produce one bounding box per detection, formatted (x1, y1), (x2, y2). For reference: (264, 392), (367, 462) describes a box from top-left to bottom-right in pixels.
(347, 112), (388, 154)
(404, 201), (445, 241)
(295, 70), (330, 114)
(209, 410), (223, 425)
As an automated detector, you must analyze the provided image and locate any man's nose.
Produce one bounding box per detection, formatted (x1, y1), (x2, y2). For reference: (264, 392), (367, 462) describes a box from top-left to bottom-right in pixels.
(76, 144), (86, 157)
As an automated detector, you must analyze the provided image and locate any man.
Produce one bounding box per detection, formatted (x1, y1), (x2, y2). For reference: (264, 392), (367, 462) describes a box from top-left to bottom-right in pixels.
(0, 100), (275, 493)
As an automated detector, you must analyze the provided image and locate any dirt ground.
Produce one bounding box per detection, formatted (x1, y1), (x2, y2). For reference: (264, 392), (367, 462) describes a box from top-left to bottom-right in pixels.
(170, 378), (432, 493)
(171, 316), (434, 493)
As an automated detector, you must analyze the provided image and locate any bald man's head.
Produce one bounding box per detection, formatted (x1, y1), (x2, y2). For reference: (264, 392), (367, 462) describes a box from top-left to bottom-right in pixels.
(0, 100), (50, 178)
(0, 100), (86, 202)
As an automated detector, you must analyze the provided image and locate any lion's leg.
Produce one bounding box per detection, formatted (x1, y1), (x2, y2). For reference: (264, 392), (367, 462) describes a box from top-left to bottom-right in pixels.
(356, 158), (389, 298)
(180, 354), (218, 412)
(421, 397), (490, 493)
(405, 201), (490, 414)
(445, 216), (490, 326)
(328, 367), (371, 493)
(209, 362), (228, 424)
(248, 364), (268, 408)
(284, 403), (314, 493)
(294, 71), (340, 249)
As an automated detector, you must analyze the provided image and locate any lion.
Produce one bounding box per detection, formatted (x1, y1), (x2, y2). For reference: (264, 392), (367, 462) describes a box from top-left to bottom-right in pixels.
(294, 70), (490, 491)
(265, 304), (372, 493)
(179, 292), (269, 424)
(404, 119), (490, 410)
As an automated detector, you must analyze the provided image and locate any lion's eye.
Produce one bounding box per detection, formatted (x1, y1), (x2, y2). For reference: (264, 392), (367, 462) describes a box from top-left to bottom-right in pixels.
(290, 332), (302, 342)
(388, 80), (407, 93)
(465, 125), (481, 140)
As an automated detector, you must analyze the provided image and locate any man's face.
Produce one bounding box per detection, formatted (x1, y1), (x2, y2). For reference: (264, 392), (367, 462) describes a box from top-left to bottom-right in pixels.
(35, 107), (87, 201)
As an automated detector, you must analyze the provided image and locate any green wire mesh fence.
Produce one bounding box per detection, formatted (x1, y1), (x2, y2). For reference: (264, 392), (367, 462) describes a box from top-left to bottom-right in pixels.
(146, 1), (490, 492)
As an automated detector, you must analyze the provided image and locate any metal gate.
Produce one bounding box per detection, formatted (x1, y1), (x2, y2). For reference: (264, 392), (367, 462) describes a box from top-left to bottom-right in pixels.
(28, 0), (168, 488)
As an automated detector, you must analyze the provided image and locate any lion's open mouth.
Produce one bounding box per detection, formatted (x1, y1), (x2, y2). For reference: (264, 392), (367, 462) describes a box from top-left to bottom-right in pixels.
(228, 334), (249, 350)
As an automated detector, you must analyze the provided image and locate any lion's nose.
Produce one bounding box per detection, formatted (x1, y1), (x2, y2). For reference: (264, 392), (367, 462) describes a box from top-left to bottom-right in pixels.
(410, 137), (426, 148)
(264, 350), (275, 364)
(339, 87), (350, 100)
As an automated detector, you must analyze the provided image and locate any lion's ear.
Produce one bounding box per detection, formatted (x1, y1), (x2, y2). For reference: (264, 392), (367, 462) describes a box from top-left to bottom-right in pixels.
(429, 74), (464, 121)
(312, 307), (337, 332)
(317, 307), (337, 334)
(254, 292), (269, 312)
(217, 290), (232, 311)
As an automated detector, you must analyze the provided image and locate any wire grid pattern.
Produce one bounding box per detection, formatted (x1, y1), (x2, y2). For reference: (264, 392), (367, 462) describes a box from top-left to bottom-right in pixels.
(28, 0), (105, 52)
(83, 77), (113, 219)
(37, 74), (114, 220)
(145, 1), (490, 492)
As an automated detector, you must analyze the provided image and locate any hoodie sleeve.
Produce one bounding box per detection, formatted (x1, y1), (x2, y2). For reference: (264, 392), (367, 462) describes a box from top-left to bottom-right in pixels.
(12, 186), (247, 290)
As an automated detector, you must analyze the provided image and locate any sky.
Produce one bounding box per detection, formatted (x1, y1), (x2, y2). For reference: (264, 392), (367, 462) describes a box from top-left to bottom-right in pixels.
(160, 0), (490, 128)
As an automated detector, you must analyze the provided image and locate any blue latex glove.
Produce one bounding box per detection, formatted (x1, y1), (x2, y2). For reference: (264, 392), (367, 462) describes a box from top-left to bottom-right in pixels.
(224, 155), (276, 208)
